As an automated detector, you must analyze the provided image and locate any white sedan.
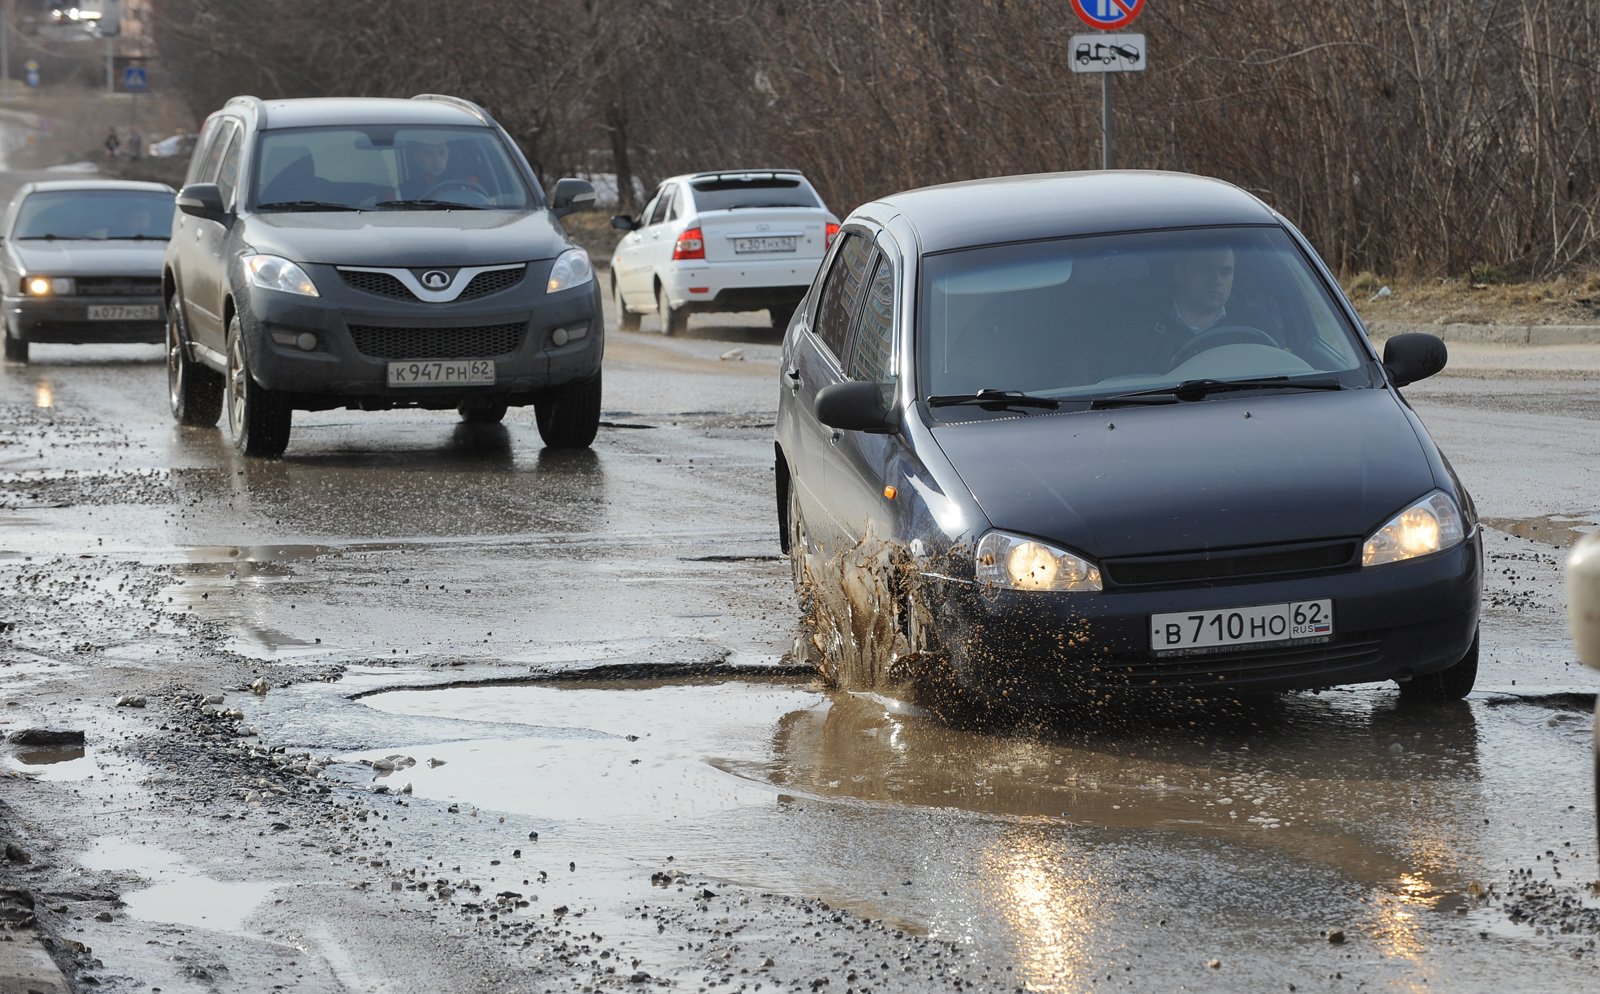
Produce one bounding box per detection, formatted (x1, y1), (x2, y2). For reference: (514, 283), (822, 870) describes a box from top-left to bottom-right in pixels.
(609, 169), (838, 334)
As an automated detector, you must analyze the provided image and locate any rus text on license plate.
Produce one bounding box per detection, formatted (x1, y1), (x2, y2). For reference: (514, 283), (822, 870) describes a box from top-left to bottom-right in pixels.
(1150, 599), (1333, 654)
(732, 236), (797, 254)
(88, 303), (160, 321)
(386, 359), (496, 387)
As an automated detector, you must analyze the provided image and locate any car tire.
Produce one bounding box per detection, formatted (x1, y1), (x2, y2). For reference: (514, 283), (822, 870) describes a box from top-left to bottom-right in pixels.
(3, 320), (27, 364)
(225, 316), (292, 457)
(167, 297), (222, 426)
(786, 481), (822, 670)
(656, 285), (687, 336)
(458, 399), (508, 424)
(614, 278), (640, 332)
(769, 303), (796, 333)
(1399, 628), (1479, 702)
(534, 369), (601, 449)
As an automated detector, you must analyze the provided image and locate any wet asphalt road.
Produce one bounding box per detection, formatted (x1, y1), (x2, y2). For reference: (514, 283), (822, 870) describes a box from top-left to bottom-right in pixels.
(2, 164), (1599, 992)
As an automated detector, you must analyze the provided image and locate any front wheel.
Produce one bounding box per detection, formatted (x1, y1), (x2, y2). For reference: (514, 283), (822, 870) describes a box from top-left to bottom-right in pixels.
(1398, 629), (1479, 702)
(167, 299), (222, 426)
(535, 370), (601, 449)
(3, 320), (27, 363)
(225, 317), (291, 457)
(656, 285), (688, 336)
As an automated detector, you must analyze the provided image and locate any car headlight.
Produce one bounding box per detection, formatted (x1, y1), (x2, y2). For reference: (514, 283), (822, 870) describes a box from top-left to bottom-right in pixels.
(547, 248), (593, 293)
(1362, 490), (1465, 566)
(244, 254), (319, 297)
(976, 530), (1103, 592)
(24, 276), (74, 296)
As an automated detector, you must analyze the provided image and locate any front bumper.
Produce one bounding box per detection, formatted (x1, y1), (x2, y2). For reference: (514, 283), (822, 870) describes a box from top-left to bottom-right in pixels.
(6, 294), (164, 345)
(925, 532), (1482, 700)
(237, 264), (603, 406)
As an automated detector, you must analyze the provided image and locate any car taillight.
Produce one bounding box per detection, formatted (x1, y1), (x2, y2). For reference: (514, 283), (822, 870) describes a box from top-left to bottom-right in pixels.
(825, 222), (839, 248)
(672, 227), (705, 260)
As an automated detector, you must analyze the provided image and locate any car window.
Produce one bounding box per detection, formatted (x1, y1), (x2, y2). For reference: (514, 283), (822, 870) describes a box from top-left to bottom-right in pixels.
(845, 256), (895, 383)
(919, 226), (1375, 412)
(812, 232), (874, 362)
(254, 125), (532, 210)
(13, 190), (175, 240)
(215, 129), (243, 207)
(646, 187), (674, 226)
(183, 117), (225, 187)
(689, 176), (820, 211)
(194, 120), (236, 186)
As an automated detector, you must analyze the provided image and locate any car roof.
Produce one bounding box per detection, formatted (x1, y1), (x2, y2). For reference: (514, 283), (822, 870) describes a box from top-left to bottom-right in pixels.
(861, 171), (1281, 253)
(22, 179), (176, 195)
(241, 96), (494, 131)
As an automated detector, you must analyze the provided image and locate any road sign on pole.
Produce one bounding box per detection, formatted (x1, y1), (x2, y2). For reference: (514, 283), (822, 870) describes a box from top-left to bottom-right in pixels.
(1070, 0), (1146, 31)
(1070, 33), (1145, 73)
(121, 65), (146, 92)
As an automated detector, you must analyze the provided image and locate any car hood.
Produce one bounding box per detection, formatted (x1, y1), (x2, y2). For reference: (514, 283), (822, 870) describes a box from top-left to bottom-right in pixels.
(930, 389), (1439, 557)
(241, 210), (572, 267)
(10, 240), (167, 275)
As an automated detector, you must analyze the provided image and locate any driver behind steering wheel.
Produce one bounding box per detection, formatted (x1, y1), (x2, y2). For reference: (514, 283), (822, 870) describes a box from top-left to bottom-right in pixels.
(400, 136), (463, 199)
(1144, 245), (1284, 368)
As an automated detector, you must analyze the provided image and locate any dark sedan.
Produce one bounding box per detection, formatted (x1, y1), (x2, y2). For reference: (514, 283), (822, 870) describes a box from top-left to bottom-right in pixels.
(1, 179), (175, 363)
(776, 171), (1481, 714)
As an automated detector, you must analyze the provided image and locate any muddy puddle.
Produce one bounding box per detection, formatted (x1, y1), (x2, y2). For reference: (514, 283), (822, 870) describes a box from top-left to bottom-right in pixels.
(78, 837), (279, 934)
(3, 743), (93, 781)
(1483, 514), (1599, 547)
(334, 674), (1597, 989)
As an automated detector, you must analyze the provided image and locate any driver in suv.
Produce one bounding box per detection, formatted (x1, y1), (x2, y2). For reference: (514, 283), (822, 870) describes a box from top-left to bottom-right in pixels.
(163, 93), (601, 457)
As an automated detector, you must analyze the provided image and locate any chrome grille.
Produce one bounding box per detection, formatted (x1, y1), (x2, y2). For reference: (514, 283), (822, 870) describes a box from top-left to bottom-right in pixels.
(340, 270), (412, 299)
(458, 267), (525, 299)
(347, 322), (525, 360)
(77, 277), (162, 297)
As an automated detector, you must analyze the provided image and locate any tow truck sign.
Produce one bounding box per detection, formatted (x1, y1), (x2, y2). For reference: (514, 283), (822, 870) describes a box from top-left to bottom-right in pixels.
(1070, 33), (1145, 73)
(1071, 0), (1145, 31)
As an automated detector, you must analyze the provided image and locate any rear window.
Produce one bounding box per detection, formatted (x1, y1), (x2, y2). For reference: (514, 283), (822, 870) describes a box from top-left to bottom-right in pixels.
(689, 176), (820, 211)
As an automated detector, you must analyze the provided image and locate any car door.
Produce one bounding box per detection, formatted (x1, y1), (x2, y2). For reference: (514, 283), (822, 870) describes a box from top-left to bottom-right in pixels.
(639, 184), (680, 288)
(781, 227), (875, 554)
(174, 118), (239, 352)
(614, 185), (669, 306)
(829, 235), (903, 546)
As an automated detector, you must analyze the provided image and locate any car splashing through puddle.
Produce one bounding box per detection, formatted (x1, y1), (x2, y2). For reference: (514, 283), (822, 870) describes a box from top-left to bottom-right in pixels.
(337, 673), (1600, 990)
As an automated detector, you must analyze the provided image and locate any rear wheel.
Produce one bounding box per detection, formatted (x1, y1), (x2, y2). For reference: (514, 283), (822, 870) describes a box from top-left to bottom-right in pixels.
(167, 298), (222, 426)
(1399, 629), (1479, 702)
(3, 320), (27, 363)
(656, 285), (687, 336)
(225, 316), (291, 457)
(613, 278), (640, 332)
(458, 399), (508, 424)
(535, 369), (601, 449)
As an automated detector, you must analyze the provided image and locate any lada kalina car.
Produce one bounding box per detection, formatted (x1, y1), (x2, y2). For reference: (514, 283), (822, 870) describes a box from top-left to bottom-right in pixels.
(776, 171), (1482, 713)
(2, 179), (175, 363)
(163, 94), (601, 457)
(609, 169), (838, 335)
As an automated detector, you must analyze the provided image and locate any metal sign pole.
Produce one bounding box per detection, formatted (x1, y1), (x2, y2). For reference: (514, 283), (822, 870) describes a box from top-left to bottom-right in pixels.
(1102, 74), (1114, 170)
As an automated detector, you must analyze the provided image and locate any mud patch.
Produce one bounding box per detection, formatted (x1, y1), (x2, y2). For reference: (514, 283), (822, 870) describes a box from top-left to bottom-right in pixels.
(1484, 514), (1599, 548)
(78, 838), (278, 934)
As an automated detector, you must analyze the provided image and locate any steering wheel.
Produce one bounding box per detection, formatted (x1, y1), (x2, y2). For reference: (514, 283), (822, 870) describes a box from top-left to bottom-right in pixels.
(1167, 324), (1280, 370)
(420, 179), (489, 204)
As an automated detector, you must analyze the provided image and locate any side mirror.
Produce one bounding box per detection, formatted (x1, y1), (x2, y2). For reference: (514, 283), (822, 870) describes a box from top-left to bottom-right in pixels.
(175, 183), (227, 223)
(610, 214), (640, 232)
(1382, 332), (1447, 387)
(815, 381), (897, 435)
(549, 178), (596, 218)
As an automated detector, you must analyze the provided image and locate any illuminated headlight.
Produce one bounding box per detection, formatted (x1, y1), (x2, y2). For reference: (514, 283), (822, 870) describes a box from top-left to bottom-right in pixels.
(24, 276), (73, 296)
(976, 530), (1102, 592)
(547, 248), (593, 293)
(1363, 491), (1465, 566)
(244, 254), (319, 297)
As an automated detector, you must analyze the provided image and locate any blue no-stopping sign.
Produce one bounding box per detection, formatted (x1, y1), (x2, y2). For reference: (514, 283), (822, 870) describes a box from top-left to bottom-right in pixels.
(1071, 0), (1146, 31)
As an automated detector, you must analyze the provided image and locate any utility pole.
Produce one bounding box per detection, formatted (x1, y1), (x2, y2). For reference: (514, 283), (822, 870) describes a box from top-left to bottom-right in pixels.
(1, 0), (12, 104)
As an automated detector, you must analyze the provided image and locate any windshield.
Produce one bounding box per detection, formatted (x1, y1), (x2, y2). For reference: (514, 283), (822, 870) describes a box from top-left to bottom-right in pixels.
(13, 190), (174, 239)
(918, 226), (1376, 418)
(253, 125), (535, 211)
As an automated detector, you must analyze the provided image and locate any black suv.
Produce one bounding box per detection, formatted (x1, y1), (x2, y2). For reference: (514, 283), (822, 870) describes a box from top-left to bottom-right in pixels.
(163, 94), (602, 456)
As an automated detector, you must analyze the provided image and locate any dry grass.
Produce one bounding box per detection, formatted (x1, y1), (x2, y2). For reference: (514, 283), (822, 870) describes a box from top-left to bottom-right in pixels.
(1345, 270), (1600, 326)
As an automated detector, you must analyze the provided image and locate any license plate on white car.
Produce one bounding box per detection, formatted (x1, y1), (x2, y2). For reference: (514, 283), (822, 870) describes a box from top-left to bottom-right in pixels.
(386, 359), (496, 387)
(88, 304), (160, 321)
(1151, 599), (1333, 654)
(733, 236), (797, 254)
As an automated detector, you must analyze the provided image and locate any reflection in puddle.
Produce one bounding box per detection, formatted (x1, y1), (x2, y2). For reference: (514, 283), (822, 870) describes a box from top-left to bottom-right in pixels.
(15, 745), (85, 764)
(1483, 514), (1598, 548)
(78, 837), (277, 934)
(6, 745), (94, 781)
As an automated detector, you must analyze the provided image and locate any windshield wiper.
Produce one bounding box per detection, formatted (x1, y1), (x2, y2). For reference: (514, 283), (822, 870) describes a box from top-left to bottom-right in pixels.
(1090, 376), (1344, 409)
(256, 200), (361, 212)
(104, 233), (166, 240)
(16, 234), (71, 240)
(373, 199), (486, 210)
(927, 388), (1060, 411)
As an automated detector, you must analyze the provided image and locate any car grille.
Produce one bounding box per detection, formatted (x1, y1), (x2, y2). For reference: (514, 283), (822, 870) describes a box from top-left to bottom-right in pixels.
(347, 322), (525, 360)
(76, 277), (162, 297)
(1102, 540), (1359, 587)
(339, 266), (527, 301)
(1101, 637), (1384, 690)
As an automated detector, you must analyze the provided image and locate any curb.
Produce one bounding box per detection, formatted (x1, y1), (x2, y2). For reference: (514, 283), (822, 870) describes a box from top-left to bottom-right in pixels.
(0, 933), (71, 994)
(1366, 321), (1600, 346)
